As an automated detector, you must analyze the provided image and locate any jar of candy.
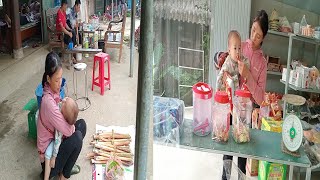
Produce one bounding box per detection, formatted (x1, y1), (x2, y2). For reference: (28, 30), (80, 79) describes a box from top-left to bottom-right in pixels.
(212, 91), (230, 143)
(232, 89), (252, 143)
(192, 82), (212, 136)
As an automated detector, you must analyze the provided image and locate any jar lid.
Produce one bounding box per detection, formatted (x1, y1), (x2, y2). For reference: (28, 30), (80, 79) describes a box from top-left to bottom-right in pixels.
(235, 89), (251, 98)
(214, 91), (229, 104)
(192, 82), (212, 99)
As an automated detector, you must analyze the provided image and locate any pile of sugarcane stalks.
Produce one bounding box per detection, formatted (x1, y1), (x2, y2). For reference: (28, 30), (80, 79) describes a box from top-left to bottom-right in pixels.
(86, 130), (134, 167)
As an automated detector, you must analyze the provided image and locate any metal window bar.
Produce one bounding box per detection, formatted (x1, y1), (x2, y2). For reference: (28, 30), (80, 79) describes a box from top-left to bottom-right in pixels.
(177, 47), (204, 105)
(153, 53), (165, 96)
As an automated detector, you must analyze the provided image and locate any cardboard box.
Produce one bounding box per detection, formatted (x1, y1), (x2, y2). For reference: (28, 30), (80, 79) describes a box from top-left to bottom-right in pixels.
(289, 70), (300, 87)
(258, 161), (287, 180)
(296, 65), (310, 88)
(246, 158), (259, 176)
(261, 117), (283, 133)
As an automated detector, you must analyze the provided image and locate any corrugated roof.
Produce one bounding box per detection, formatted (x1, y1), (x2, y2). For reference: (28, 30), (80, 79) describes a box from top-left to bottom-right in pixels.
(154, 0), (211, 25)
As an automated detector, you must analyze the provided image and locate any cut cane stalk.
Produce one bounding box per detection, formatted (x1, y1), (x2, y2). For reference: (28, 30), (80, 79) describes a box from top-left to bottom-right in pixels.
(91, 138), (131, 143)
(97, 151), (133, 162)
(94, 144), (129, 153)
(95, 143), (131, 153)
(86, 152), (97, 159)
(93, 140), (131, 146)
(91, 159), (107, 164)
(121, 160), (133, 167)
(93, 133), (131, 140)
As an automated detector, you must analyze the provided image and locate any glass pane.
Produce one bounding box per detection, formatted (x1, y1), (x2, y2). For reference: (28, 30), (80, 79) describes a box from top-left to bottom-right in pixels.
(153, 0), (211, 99)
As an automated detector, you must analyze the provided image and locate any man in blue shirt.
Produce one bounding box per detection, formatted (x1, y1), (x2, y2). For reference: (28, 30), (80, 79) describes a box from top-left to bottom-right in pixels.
(66, 0), (81, 45)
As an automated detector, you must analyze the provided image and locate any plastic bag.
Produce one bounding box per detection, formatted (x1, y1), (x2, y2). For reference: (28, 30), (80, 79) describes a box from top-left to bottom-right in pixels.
(153, 96), (185, 145)
(105, 157), (124, 180)
(300, 15), (308, 27)
(223, 160), (248, 180)
(279, 16), (292, 33)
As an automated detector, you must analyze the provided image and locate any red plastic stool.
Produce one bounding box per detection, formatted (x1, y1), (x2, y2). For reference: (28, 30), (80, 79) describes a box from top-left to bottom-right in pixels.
(92, 52), (111, 95)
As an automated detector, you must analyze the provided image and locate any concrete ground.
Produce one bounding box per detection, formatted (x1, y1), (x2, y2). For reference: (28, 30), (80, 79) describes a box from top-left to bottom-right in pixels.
(0, 42), (140, 179)
(0, 17), (150, 180)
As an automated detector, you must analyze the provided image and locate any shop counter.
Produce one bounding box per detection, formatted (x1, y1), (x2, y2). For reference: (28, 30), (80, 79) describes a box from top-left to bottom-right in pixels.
(157, 119), (312, 180)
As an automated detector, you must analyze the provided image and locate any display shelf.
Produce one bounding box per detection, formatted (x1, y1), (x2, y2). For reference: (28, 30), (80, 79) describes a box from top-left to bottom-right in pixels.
(267, 71), (282, 76)
(280, 80), (320, 93)
(268, 30), (320, 45)
(268, 30), (290, 38)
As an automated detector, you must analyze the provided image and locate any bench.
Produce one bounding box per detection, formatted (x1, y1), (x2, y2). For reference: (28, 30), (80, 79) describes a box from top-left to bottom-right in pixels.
(65, 48), (102, 54)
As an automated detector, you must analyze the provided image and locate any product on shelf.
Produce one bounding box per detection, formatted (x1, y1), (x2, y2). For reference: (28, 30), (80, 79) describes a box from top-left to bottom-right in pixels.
(232, 90), (252, 143)
(309, 66), (319, 89)
(261, 117), (283, 133)
(301, 25), (314, 37)
(252, 108), (260, 130)
(266, 56), (281, 72)
(279, 16), (292, 33)
(260, 92), (283, 122)
(291, 22), (300, 34)
(306, 93), (320, 107)
(246, 158), (259, 176)
(258, 161), (287, 180)
(269, 9), (280, 31)
(212, 91), (230, 143)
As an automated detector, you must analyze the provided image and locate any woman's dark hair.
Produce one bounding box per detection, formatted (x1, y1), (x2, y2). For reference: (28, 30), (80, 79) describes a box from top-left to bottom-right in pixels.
(253, 10), (269, 38)
(42, 52), (62, 87)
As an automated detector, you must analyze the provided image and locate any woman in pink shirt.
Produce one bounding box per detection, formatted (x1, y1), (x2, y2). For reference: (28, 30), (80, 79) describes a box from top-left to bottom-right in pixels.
(222, 10), (269, 179)
(37, 52), (86, 180)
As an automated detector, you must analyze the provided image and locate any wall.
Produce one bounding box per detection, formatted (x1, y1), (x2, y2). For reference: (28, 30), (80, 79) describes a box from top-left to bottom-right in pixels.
(251, 0), (320, 93)
(209, 0), (252, 91)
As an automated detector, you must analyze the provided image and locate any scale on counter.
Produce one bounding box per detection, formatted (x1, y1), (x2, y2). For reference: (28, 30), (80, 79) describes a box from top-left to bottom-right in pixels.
(281, 94), (306, 157)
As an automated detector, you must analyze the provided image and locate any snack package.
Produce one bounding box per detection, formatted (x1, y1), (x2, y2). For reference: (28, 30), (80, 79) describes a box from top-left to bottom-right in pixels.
(105, 157), (124, 180)
(270, 102), (282, 121)
(252, 108), (261, 129)
(309, 66), (319, 89)
(279, 16), (292, 33)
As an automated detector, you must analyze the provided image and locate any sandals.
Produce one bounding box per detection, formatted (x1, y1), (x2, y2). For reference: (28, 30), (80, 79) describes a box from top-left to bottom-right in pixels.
(70, 164), (81, 175)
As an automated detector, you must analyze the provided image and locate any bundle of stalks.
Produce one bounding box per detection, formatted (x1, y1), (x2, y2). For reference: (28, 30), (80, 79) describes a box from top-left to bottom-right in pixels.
(87, 129), (134, 167)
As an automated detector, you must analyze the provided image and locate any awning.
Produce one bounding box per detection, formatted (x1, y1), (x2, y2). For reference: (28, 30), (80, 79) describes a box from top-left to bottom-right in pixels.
(154, 0), (211, 25)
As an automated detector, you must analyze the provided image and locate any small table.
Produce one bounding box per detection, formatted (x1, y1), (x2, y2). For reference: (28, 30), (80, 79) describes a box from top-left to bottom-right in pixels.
(79, 24), (100, 48)
(159, 119), (312, 179)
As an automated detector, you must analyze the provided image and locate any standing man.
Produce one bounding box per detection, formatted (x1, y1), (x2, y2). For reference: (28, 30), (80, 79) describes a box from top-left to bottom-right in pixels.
(67, 0), (82, 45)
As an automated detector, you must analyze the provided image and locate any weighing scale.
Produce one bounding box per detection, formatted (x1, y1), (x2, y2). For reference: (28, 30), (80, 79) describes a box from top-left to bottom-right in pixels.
(281, 94), (306, 157)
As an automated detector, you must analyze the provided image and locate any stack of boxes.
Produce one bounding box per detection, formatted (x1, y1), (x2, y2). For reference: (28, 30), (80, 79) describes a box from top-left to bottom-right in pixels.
(259, 117), (287, 180)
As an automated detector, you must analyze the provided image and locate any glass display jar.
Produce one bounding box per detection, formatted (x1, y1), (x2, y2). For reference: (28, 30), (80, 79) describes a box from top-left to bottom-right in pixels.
(212, 91), (230, 143)
(232, 90), (252, 143)
(192, 82), (212, 136)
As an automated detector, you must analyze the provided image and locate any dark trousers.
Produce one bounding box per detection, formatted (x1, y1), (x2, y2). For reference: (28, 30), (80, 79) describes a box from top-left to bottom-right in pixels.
(222, 114), (247, 180)
(66, 20), (82, 45)
(63, 29), (77, 46)
(41, 119), (87, 178)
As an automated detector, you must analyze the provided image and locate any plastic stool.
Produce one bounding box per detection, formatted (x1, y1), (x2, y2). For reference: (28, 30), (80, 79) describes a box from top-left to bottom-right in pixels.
(92, 52), (111, 95)
(73, 63), (91, 111)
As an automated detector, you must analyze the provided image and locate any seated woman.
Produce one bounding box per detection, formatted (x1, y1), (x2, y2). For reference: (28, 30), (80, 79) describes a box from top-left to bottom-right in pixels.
(37, 52), (87, 179)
